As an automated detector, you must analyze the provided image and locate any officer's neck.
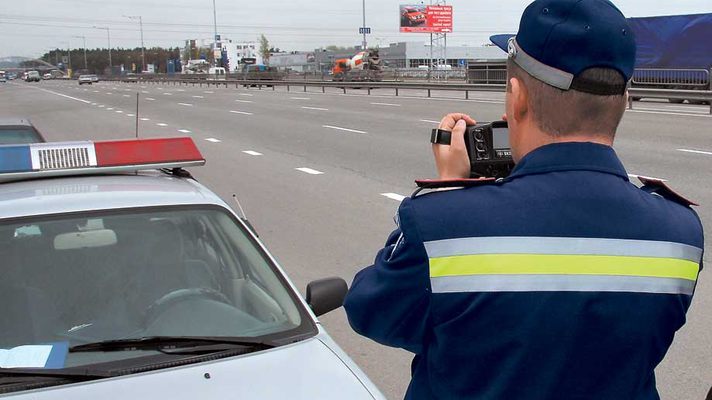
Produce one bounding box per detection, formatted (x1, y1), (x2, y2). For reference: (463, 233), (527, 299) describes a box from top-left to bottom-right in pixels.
(516, 124), (614, 161)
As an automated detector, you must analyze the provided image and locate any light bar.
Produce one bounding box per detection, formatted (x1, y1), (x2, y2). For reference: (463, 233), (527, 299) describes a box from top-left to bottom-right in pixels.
(0, 137), (205, 182)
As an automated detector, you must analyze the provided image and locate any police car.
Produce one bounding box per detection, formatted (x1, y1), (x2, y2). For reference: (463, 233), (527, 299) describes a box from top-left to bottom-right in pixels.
(0, 138), (384, 399)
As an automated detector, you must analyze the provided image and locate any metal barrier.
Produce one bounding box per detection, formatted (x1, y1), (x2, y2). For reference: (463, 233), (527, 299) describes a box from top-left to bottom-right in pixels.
(632, 68), (710, 89)
(102, 77), (712, 114)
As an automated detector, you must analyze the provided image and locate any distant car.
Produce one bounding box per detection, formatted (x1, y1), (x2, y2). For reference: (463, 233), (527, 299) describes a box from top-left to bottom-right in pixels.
(42, 73), (52, 80)
(25, 71), (41, 82)
(0, 71), (6, 83)
(78, 75), (95, 85)
(0, 118), (46, 144)
(401, 7), (426, 26)
(91, 75), (100, 83)
(7, 72), (17, 80)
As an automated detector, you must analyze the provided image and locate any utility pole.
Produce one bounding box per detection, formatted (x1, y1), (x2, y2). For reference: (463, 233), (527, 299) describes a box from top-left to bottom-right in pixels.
(124, 15), (145, 72)
(93, 26), (112, 71)
(212, 0), (219, 66)
(361, 0), (367, 50)
(73, 35), (87, 70)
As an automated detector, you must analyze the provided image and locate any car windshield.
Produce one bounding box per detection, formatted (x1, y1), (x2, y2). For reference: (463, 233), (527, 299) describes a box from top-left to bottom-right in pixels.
(0, 206), (313, 368)
(0, 127), (43, 144)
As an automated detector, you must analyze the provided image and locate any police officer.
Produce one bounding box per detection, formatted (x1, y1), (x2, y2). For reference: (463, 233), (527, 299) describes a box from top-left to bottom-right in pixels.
(343, 0), (705, 399)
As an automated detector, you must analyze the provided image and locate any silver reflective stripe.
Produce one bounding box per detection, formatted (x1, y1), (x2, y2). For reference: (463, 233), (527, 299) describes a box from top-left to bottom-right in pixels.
(423, 237), (702, 263)
(509, 38), (574, 90)
(431, 274), (696, 295)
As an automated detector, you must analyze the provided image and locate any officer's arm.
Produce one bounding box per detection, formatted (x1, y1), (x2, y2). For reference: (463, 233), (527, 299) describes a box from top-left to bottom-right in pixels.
(343, 198), (430, 354)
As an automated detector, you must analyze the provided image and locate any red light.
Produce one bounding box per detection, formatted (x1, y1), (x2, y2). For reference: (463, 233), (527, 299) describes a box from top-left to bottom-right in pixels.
(94, 137), (203, 167)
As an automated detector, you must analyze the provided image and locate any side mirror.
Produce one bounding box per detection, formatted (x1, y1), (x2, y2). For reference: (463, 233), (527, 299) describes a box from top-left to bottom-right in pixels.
(306, 277), (348, 317)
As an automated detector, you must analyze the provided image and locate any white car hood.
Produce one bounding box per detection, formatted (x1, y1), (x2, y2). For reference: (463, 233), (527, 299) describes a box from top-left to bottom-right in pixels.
(2, 337), (377, 399)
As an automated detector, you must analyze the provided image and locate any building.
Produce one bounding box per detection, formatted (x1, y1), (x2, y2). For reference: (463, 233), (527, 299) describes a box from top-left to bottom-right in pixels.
(181, 37), (264, 72)
(269, 52), (316, 72)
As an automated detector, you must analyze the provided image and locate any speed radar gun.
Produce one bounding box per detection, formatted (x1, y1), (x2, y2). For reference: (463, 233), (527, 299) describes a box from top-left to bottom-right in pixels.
(431, 121), (515, 179)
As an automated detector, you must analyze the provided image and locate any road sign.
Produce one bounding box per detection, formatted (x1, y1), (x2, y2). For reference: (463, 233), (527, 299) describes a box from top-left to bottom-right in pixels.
(359, 27), (371, 34)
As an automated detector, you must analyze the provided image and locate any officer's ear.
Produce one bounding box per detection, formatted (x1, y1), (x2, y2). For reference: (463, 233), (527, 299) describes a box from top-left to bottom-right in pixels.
(508, 76), (529, 122)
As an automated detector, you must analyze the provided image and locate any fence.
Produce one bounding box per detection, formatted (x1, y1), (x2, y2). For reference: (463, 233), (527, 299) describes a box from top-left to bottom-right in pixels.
(632, 68), (710, 89)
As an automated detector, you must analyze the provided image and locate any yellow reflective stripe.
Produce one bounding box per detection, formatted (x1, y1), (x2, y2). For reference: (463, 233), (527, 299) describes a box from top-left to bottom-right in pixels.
(429, 254), (699, 281)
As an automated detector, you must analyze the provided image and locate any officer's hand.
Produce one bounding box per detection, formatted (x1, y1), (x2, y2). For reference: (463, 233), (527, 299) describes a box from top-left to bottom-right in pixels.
(433, 113), (476, 180)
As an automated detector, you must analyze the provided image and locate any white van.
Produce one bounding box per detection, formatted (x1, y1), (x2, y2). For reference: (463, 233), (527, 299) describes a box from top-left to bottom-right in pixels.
(207, 67), (227, 81)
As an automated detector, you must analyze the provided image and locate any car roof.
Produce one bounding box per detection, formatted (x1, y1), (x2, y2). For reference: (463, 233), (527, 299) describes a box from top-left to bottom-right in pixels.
(0, 172), (228, 220)
(0, 118), (33, 127)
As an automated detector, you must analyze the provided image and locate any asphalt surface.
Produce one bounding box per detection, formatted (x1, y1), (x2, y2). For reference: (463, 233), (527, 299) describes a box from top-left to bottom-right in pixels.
(2, 79), (711, 400)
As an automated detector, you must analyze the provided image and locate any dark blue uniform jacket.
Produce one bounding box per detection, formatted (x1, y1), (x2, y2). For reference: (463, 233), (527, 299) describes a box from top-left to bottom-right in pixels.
(344, 142), (704, 400)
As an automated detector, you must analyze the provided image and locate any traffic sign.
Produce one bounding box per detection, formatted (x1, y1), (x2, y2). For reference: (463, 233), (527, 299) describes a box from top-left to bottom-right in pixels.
(359, 27), (371, 34)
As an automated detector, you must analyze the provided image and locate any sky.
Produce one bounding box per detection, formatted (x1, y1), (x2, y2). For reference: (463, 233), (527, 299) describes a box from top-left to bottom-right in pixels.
(1, 0), (711, 58)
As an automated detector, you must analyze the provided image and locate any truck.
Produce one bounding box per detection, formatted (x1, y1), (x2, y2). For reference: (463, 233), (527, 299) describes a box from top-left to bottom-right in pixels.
(331, 50), (383, 82)
(488, 13), (712, 104)
(627, 13), (712, 104)
(240, 64), (284, 87)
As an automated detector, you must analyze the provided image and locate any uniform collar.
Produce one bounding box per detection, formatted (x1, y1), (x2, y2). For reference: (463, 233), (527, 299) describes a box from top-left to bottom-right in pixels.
(507, 142), (629, 181)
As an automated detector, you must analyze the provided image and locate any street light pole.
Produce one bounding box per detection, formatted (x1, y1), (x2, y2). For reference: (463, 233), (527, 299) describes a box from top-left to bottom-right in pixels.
(212, 0), (218, 66)
(124, 15), (145, 72)
(73, 35), (87, 70)
(362, 0), (367, 50)
(93, 26), (112, 71)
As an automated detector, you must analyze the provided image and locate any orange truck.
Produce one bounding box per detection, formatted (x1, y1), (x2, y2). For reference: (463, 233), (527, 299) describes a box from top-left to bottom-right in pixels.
(332, 50), (383, 82)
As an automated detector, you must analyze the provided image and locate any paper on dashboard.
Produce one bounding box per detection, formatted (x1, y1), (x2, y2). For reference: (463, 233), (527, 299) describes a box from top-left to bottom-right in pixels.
(0, 345), (53, 368)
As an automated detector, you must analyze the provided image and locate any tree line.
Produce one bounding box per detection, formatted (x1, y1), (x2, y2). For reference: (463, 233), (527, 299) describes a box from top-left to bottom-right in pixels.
(41, 47), (181, 74)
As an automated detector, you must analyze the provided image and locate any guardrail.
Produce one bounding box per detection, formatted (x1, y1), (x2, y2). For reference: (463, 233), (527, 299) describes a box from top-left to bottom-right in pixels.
(102, 77), (712, 114)
(633, 68), (710, 88)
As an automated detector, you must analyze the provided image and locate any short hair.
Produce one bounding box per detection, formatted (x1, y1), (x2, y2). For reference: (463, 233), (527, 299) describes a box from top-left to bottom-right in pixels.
(507, 58), (628, 139)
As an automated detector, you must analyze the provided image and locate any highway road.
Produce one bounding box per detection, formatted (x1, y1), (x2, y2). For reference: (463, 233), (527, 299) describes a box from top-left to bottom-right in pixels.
(2, 79), (711, 399)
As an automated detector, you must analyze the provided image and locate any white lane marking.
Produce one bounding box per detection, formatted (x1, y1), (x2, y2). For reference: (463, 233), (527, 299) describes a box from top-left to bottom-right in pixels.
(295, 167), (324, 175)
(301, 106), (329, 111)
(178, 129), (191, 133)
(230, 110), (253, 115)
(235, 99), (253, 103)
(98, 105), (105, 108)
(91, 103), (97, 106)
(238, 93), (253, 97)
(140, 118), (150, 121)
(34, 87), (91, 104)
(145, 98), (156, 101)
(141, 90), (149, 94)
(677, 148), (712, 156)
(323, 125), (366, 134)
(381, 193), (407, 202)
(106, 92), (112, 95)
(163, 92), (173, 96)
(127, 113), (135, 117)
(626, 109), (710, 118)
(93, 90), (99, 93)
(242, 150), (263, 156)
(633, 107), (707, 115)
(177, 89), (185, 92)
(156, 123), (168, 127)
(205, 138), (221, 143)
(290, 97), (310, 100)
(122, 94), (130, 97)
(371, 102), (401, 107)
(106, 107), (114, 110)
(204, 91), (214, 94)
(420, 119), (441, 124)
(628, 173), (667, 182)
(192, 95), (204, 98)
(178, 103), (193, 107)
(115, 110), (123, 113)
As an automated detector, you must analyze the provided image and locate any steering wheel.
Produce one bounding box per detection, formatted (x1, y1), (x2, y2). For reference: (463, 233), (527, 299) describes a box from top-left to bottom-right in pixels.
(144, 288), (233, 325)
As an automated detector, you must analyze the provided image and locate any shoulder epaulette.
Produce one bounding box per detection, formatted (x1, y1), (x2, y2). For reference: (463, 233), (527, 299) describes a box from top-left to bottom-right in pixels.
(637, 176), (699, 207)
(412, 178), (498, 197)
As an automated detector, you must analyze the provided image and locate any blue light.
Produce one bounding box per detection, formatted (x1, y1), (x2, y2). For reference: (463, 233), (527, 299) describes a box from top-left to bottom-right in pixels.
(0, 145), (32, 173)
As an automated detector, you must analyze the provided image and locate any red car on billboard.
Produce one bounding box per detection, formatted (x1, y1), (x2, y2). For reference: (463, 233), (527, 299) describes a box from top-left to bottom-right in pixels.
(401, 6), (426, 27)
(399, 4), (453, 33)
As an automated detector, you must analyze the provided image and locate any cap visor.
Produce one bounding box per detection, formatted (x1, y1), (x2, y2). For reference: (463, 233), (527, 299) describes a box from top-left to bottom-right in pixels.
(490, 34), (516, 52)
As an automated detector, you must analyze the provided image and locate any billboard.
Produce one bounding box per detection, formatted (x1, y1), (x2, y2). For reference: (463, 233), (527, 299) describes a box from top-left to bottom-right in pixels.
(400, 4), (453, 33)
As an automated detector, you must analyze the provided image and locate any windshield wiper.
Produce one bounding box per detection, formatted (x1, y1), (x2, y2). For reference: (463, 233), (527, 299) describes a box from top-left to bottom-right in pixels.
(0, 367), (113, 379)
(70, 336), (276, 354)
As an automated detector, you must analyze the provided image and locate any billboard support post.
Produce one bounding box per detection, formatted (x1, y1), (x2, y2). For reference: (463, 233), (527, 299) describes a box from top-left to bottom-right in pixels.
(362, 0), (368, 50)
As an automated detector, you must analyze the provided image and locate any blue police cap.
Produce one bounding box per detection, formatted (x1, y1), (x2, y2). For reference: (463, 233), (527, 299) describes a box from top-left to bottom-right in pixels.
(499, 0), (636, 95)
